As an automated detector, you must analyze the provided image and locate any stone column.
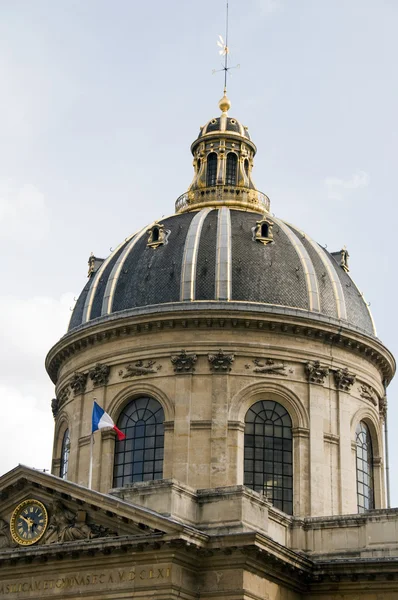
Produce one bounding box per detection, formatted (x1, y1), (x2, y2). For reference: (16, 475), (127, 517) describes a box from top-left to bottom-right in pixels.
(210, 373), (230, 488)
(308, 382), (325, 516)
(172, 374), (193, 484)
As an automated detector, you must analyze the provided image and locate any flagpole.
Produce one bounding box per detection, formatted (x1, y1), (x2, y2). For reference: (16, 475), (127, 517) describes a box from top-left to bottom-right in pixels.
(88, 433), (94, 489)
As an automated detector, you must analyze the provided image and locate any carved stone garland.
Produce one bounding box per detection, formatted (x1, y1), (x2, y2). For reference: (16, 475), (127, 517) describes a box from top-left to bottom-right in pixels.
(70, 372), (88, 395)
(305, 361), (329, 384)
(171, 350), (197, 373)
(333, 368), (356, 392)
(89, 363), (110, 387)
(208, 350), (234, 373)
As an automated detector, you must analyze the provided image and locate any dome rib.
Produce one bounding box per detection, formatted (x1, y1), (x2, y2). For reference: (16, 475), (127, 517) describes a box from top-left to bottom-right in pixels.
(101, 224), (149, 317)
(273, 217), (321, 313)
(180, 208), (213, 301)
(286, 222), (347, 320)
(215, 207), (232, 301)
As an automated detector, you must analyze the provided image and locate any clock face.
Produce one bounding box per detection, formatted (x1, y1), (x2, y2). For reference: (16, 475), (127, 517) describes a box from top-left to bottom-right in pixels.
(10, 499), (48, 546)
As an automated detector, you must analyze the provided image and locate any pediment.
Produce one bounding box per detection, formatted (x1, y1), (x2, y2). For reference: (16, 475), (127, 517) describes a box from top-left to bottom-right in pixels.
(0, 465), (183, 554)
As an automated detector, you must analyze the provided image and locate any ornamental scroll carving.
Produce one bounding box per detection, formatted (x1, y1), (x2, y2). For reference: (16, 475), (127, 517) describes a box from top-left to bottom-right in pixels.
(333, 368), (356, 392)
(305, 361), (329, 384)
(89, 363), (110, 387)
(44, 501), (117, 544)
(171, 350), (197, 373)
(51, 398), (59, 419)
(359, 383), (378, 406)
(119, 360), (161, 377)
(70, 372), (88, 395)
(208, 350), (234, 372)
(379, 395), (387, 419)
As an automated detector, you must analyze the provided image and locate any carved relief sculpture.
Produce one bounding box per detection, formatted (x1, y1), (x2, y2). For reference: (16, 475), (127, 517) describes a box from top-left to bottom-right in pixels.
(0, 518), (11, 549)
(171, 350), (197, 373)
(208, 349), (234, 372)
(305, 361), (329, 384)
(70, 372), (88, 395)
(89, 363), (110, 387)
(333, 368), (356, 392)
(359, 383), (378, 406)
(245, 358), (287, 375)
(119, 360), (161, 377)
(379, 394), (388, 419)
(44, 501), (116, 544)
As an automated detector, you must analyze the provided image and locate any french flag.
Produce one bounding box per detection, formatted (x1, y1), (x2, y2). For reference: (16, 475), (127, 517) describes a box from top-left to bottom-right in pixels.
(92, 401), (126, 441)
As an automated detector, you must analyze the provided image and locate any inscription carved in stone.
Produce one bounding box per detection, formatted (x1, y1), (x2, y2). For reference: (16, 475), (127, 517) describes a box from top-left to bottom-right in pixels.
(208, 349), (234, 372)
(89, 363), (110, 387)
(359, 383), (378, 406)
(70, 372), (88, 395)
(171, 350), (197, 373)
(333, 368), (356, 392)
(119, 360), (161, 377)
(305, 361), (329, 384)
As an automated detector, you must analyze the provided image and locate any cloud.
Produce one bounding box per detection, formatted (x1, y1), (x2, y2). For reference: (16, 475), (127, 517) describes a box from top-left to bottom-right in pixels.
(0, 180), (49, 242)
(324, 170), (370, 201)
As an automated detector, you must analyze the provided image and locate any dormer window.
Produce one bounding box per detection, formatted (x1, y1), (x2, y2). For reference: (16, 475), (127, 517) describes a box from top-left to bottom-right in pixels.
(226, 152), (237, 185)
(147, 223), (169, 249)
(253, 217), (274, 245)
(207, 152), (217, 186)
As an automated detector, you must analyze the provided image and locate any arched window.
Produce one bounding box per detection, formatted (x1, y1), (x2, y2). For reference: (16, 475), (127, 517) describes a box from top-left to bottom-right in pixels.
(244, 400), (293, 515)
(59, 429), (70, 480)
(261, 223), (269, 238)
(244, 158), (249, 176)
(226, 153), (237, 185)
(356, 421), (374, 512)
(206, 152), (217, 186)
(151, 227), (159, 243)
(113, 397), (165, 488)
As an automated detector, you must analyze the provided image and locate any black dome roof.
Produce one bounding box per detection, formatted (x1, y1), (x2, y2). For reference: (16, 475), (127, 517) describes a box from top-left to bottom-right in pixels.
(69, 208), (375, 337)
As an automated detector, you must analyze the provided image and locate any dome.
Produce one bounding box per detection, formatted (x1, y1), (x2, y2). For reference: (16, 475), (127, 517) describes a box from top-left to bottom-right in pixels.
(69, 207), (375, 337)
(197, 115), (251, 141)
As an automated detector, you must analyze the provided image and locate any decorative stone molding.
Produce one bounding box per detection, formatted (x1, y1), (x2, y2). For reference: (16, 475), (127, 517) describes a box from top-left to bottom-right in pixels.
(171, 350), (197, 373)
(119, 360), (161, 377)
(305, 360), (329, 384)
(44, 501), (117, 544)
(359, 383), (378, 406)
(208, 349), (234, 372)
(89, 363), (110, 387)
(58, 385), (70, 407)
(245, 358), (286, 375)
(70, 371), (88, 395)
(333, 368), (356, 392)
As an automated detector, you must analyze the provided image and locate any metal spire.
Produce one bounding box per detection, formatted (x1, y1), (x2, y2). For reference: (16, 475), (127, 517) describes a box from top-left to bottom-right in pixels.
(213, 1), (239, 101)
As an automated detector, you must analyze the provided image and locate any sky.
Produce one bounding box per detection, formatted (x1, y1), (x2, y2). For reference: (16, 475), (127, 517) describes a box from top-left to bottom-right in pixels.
(0, 0), (397, 506)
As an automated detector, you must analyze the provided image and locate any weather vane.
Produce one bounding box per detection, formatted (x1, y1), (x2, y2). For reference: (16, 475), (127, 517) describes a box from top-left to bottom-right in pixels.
(212, 1), (240, 95)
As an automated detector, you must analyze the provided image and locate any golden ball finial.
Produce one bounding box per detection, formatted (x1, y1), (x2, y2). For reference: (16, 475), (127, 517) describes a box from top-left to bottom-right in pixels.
(219, 90), (231, 114)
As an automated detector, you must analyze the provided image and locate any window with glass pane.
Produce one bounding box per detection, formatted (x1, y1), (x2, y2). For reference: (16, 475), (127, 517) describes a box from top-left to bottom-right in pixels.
(59, 429), (70, 480)
(225, 153), (237, 185)
(244, 401), (293, 515)
(206, 153), (217, 186)
(356, 421), (374, 512)
(113, 397), (164, 488)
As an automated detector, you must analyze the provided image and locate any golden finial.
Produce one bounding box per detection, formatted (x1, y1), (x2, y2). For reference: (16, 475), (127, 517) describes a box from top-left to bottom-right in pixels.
(219, 88), (231, 113)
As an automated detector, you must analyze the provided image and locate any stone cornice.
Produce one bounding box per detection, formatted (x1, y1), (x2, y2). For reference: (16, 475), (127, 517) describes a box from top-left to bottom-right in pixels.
(45, 305), (395, 385)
